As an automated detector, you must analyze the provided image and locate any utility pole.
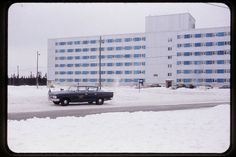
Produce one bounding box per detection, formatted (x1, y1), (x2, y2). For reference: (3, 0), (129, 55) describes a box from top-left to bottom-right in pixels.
(17, 65), (19, 78)
(36, 51), (40, 88)
(99, 36), (102, 90)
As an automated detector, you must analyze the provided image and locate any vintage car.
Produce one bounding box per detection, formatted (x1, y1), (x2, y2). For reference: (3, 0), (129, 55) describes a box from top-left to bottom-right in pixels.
(48, 86), (113, 106)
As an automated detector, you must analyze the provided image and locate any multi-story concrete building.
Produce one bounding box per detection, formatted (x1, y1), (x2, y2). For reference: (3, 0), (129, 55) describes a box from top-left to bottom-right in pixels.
(47, 13), (230, 87)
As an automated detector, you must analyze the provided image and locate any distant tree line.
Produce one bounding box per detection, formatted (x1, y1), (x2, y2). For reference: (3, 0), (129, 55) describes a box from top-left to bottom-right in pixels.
(8, 73), (47, 86)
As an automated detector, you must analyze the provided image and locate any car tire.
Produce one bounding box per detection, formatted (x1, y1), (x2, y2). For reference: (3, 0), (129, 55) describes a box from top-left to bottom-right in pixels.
(96, 98), (104, 105)
(61, 98), (69, 106)
(53, 101), (60, 105)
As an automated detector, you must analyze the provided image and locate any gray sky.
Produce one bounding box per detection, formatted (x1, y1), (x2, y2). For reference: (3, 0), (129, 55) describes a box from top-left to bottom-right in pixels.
(8, 3), (230, 76)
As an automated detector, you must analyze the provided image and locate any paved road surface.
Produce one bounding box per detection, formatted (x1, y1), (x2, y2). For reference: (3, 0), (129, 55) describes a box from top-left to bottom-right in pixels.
(8, 102), (229, 120)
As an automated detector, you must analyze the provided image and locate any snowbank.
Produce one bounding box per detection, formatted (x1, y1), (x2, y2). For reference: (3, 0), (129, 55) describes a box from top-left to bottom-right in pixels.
(8, 104), (230, 153)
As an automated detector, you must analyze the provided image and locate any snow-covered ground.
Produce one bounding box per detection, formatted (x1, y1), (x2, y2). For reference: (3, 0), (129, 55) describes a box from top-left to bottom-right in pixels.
(8, 85), (230, 113)
(8, 104), (230, 153)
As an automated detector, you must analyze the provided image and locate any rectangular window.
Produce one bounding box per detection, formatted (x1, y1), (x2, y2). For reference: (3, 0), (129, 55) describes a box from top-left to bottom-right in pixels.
(74, 41), (80, 45)
(216, 32), (225, 37)
(107, 79), (114, 82)
(124, 38), (132, 42)
(59, 42), (66, 45)
(183, 79), (191, 83)
(124, 46), (132, 50)
(59, 49), (65, 53)
(90, 55), (97, 59)
(177, 52), (182, 56)
(134, 46), (142, 50)
(205, 42), (213, 46)
(90, 63), (97, 67)
(142, 45), (146, 49)
(133, 37), (141, 41)
(194, 61), (202, 65)
(90, 40), (96, 44)
(184, 52), (191, 56)
(177, 61), (182, 65)
(82, 48), (89, 52)
(75, 64), (80, 67)
(206, 60), (213, 64)
(82, 40), (89, 44)
(125, 62), (132, 66)
(184, 34), (191, 38)
(75, 48), (81, 52)
(217, 60), (225, 64)
(168, 73), (172, 76)
(67, 71), (73, 75)
(205, 69), (213, 74)
(195, 43), (201, 47)
(205, 79), (213, 83)
(115, 38), (122, 42)
(67, 41), (73, 45)
(66, 49), (73, 53)
(217, 42), (225, 46)
(90, 79), (97, 82)
(67, 56), (73, 60)
(177, 44), (182, 48)
(183, 61), (191, 65)
(115, 71), (122, 74)
(116, 47), (122, 51)
(206, 33), (214, 37)
(205, 51), (213, 55)
(107, 55), (114, 59)
(90, 48), (97, 52)
(124, 54), (131, 58)
(107, 71), (114, 74)
(75, 71), (81, 75)
(82, 79), (88, 82)
(59, 71), (66, 75)
(217, 51), (225, 55)
(107, 63), (113, 66)
(116, 63), (123, 66)
(67, 64), (73, 67)
(184, 43), (191, 47)
(90, 71), (97, 75)
(142, 37), (146, 41)
(82, 63), (89, 67)
(217, 79), (225, 83)
(217, 69), (224, 73)
(177, 70), (181, 74)
(74, 56), (80, 60)
(59, 56), (66, 60)
(107, 39), (113, 43)
(168, 47), (172, 51)
(194, 34), (202, 38)
(59, 79), (66, 82)
(107, 47), (114, 51)
(74, 79), (80, 82)
(168, 56), (172, 59)
(194, 52), (201, 56)
(125, 71), (132, 74)
(82, 71), (89, 75)
(59, 64), (65, 67)
(134, 54), (141, 58)
(115, 54), (123, 58)
(82, 56), (89, 59)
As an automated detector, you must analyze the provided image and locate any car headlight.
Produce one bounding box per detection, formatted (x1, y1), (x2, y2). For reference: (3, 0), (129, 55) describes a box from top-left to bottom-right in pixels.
(52, 95), (57, 99)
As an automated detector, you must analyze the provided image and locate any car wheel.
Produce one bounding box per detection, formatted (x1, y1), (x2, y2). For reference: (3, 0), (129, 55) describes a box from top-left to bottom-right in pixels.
(53, 101), (60, 105)
(96, 98), (104, 105)
(61, 98), (69, 106)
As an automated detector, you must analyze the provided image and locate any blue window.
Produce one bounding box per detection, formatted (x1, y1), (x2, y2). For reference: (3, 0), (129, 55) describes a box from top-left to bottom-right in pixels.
(90, 79), (97, 82)
(107, 79), (114, 82)
(216, 32), (225, 37)
(194, 52), (201, 56)
(82, 40), (89, 44)
(183, 79), (191, 83)
(115, 71), (122, 74)
(90, 56), (97, 59)
(75, 71), (81, 75)
(67, 41), (73, 45)
(82, 79), (88, 82)
(183, 70), (191, 74)
(74, 79), (81, 82)
(75, 48), (81, 52)
(55, 64), (59, 67)
(142, 37), (146, 41)
(82, 63), (89, 67)
(100, 47), (105, 51)
(194, 61), (202, 65)
(177, 52), (181, 56)
(125, 71), (132, 74)
(134, 46), (142, 50)
(75, 64), (80, 67)
(205, 79), (213, 83)
(206, 60), (213, 64)
(100, 63), (106, 66)
(67, 49), (74, 53)
(59, 71), (66, 74)
(90, 63), (97, 67)
(82, 56), (89, 59)
(177, 79), (181, 82)
(217, 69), (224, 73)
(217, 79), (225, 83)
(184, 43), (191, 47)
(142, 45), (146, 49)
(205, 42), (213, 46)
(116, 63), (123, 66)
(107, 47), (114, 51)
(217, 51), (225, 55)
(124, 38), (132, 42)
(183, 61), (191, 65)
(125, 62), (132, 66)
(134, 54), (141, 58)
(67, 71), (73, 75)
(59, 64), (65, 67)
(115, 38), (122, 42)
(59, 56), (66, 60)
(67, 56), (73, 60)
(55, 42), (58, 46)
(194, 70), (203, 74)
(124, 46), (132, 50)
(107, 63), (113, 66)
(206, 69), (213, 74)
(195, 43), (201, 47)
(107, 39), (113, 43)
(74, 41), (80, 45)
(184, 34), (191, 38)
(124, 54), (131, 58)
(82, 71), (89, 74)
(205, 51), (213, 55)
(59, 79), (66, 82)
(75, 56), (80, 60)
(177, 70), (181, 74)
(82, 48), (89, 52)
(206, 33), (214, 37)
(115, 54), (122, 58)
(90, 40), (96, 44)
(107, 55), (114, 59)
(142, 62), (145, 66)
(101, 71), (106, 74)
(67, 64), (73, 67)
(177, 44), (182, 48)
(177, 35), (181, 39)
(133, 37), (141, 41)
(59, 42), (66, 45)
(90, 48), (97, 52)
(217, 60), (225, 64)
(59, 49), (65, 53)
(90, 71), (97, 75)
(142, 54), (146, 58)
(184, 52), (191, 56)
(194, 34), (202, 38)
(177, 61), (181, 65)
(134, 70), (141, 74)
(124, 79), (132, 82)
(217, 42), (225, 46)
(107, 71), (114, 74)
(134, 62), (141, 66)
(116, 47), (122, 51)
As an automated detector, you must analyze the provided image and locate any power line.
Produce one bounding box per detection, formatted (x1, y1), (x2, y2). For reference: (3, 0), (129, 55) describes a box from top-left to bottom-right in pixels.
(204, 3), (229, 9)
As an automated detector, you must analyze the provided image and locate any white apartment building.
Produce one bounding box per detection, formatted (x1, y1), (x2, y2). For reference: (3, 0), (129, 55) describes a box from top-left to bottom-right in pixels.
(47, 13), (230, 87)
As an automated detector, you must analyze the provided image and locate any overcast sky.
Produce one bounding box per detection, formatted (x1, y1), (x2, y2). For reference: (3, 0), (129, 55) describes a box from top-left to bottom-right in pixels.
(8, 3), (230, 76)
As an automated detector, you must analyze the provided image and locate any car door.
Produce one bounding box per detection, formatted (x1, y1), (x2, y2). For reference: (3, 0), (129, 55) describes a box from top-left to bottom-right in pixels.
(87, 87), (97, 101)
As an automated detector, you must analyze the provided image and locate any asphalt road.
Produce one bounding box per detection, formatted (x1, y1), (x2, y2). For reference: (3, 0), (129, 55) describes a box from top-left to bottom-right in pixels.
(8, 101), (230, 120)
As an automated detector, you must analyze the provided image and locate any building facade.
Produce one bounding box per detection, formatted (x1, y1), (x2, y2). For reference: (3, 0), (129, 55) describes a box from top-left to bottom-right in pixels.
(48, 13), (230, 87)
